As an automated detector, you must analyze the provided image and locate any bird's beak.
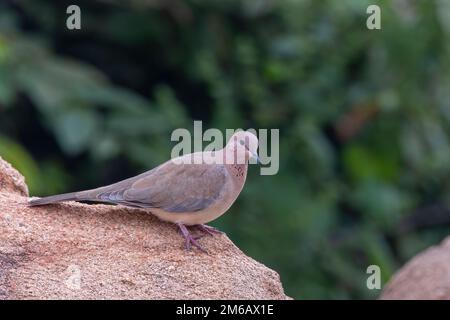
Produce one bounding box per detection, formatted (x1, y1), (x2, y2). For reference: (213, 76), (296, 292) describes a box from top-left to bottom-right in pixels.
(251, 152), (261, 164)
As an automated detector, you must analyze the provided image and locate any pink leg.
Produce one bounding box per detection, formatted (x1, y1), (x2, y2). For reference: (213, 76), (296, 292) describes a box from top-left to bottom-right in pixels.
(196, 224), (224, 236)
(177, 223), (207, 253)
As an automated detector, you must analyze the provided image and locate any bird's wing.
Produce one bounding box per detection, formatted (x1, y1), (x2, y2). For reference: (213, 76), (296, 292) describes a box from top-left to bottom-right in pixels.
(94, 161), (228, 213)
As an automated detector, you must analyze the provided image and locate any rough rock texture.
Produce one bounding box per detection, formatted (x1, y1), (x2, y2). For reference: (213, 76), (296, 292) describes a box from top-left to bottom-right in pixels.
(0, 158), (28, 196)
(380, 237), (450, 300)
(0, 156), (289, 300)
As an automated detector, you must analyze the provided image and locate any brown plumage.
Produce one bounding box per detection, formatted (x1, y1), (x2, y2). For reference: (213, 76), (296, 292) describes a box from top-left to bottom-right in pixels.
(28, 131), (260, 252)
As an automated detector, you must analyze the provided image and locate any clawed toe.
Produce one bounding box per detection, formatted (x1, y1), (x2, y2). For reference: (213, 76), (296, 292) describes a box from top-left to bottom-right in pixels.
(185, 235), (207, 253)
(196, 224), (224, 236)
(177, 223), (208, 253)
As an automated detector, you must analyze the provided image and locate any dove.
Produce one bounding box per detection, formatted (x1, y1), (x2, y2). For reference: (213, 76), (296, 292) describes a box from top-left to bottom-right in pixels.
(28, 131), (260, 252)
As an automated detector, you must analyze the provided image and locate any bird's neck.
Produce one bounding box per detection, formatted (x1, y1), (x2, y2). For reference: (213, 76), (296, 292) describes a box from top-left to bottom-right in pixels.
(218, 147), (248, 185)
(226, 163), (248, 185)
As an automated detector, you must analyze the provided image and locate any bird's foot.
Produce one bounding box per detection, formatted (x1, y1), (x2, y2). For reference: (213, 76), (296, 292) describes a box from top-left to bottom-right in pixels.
(177, 223), (207, 253)
(196, 224), (224, 236)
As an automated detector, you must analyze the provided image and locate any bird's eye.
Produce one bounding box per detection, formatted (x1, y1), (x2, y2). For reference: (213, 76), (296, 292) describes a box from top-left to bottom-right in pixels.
(239, 140), (244, 145)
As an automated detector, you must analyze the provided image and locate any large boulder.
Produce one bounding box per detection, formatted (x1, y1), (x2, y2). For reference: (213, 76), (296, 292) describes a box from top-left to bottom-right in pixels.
(0, 156), (289, 299)
(380, 237), (450, 300)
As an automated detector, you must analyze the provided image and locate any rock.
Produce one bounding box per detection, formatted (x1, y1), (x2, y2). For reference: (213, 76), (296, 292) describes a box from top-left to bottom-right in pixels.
(0, 157), (289, 300)
(380, 237), (450, 300)
(0, 156), (28, 196)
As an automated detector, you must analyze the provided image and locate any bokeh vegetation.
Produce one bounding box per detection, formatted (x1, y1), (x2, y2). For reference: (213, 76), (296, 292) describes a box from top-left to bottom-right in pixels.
(1, 0), (450, 299)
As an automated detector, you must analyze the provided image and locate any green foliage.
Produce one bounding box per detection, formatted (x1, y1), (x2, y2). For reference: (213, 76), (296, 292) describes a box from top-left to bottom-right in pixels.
(0, 135), (40, 191)
(1, 0), (450, 299)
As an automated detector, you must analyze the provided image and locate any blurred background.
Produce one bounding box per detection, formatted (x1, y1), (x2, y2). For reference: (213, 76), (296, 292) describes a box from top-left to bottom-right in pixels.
(1, 0), (450, 299)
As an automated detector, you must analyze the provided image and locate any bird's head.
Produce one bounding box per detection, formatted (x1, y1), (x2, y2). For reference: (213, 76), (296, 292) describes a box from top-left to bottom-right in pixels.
(225, 131), (260, 164)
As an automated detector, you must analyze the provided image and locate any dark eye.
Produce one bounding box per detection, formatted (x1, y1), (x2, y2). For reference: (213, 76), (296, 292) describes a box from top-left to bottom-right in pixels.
(239, 140), (244, 145)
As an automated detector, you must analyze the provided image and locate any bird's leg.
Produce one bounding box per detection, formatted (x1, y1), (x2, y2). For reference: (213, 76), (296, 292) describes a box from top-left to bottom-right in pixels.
(196, 224), (224, 236)
(177, 223), (207, 253)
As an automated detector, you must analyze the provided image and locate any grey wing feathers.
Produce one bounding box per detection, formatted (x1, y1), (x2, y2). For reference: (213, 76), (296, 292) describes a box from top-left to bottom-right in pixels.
(93, 161), (227, 213)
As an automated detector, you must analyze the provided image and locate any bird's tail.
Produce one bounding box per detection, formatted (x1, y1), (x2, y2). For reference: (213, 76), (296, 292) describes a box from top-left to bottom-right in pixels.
(28, 192), (79, 206)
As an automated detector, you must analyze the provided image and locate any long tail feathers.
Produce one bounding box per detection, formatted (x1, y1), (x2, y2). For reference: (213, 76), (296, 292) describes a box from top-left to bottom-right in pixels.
(27, 192), (79, 206)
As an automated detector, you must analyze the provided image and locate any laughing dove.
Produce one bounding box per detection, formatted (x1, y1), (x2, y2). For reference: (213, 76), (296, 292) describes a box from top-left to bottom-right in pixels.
(28, 131), (260, 252)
